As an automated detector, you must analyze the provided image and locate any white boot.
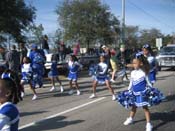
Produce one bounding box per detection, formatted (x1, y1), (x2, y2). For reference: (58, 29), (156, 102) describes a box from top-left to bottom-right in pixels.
(77, 90), (81, 95)
(89, 93), (97, 99)
(60, 86), (64, 93)
(146, 123), (152, 131)
(50, 86), (55, 92)
(32, 94), (38, 100)
(123, 117), (133, 125)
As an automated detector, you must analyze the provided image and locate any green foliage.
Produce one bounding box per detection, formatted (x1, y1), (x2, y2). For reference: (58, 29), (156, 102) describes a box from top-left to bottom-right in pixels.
(124, 26), (164, 48)
(56, 0), (120, 47)
(0, 0), (36, 42)
(29, 24), (44, 45)
(125, 25), (139, 48)
(139, 28), (163, 47)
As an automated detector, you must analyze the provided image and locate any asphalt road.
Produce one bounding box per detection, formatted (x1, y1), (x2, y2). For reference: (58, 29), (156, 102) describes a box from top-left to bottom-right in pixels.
(18, 69), (175, 131)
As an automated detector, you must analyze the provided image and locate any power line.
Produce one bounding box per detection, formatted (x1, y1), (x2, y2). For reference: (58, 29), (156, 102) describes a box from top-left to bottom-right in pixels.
(127, 0), (175, 31)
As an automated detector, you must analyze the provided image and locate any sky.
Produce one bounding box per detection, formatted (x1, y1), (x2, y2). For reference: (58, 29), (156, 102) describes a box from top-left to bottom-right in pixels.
(25, 0), (175, 35)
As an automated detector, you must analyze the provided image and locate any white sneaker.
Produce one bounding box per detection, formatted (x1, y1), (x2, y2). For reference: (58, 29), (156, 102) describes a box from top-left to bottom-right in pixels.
(123, 117), (133, 125)
(89, 94), (97, 99)
(60, 86), (64, 93)
(21, 92), (25, 98)
(110, 79), (115, 83)
(68, 89), (74, 95)
(112, 95), (116, 101)
(146, 123), (153, 131)
(50, 86), (55, 92)
(32, 95), (38, 100)
(77, 90), (81, 95)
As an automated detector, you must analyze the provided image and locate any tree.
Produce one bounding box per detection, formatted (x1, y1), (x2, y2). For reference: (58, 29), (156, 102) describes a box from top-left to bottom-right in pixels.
(29, 24), (44, 46)
(56, 0), (120, 48)
(163, 34), (174, 45)
(0, 0), (36, 42)
(139, 28), (163, 47)
(125, 25), (139, 48)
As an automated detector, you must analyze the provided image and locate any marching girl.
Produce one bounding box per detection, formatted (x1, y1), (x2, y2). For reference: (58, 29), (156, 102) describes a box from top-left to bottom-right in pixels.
(142, 44), (157, 85)
(0, 72), (21, 130)
(120, 53), (153, 131)
(89, 55), (116, 101)
(48, 54), (64, 93)
(67, 55), (82, 95)
(20, 57), (38, 100)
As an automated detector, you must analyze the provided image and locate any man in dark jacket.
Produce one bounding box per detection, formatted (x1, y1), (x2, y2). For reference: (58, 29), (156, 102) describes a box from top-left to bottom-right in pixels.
(6, 45), (20, 73)
(42, 35), (49, 54)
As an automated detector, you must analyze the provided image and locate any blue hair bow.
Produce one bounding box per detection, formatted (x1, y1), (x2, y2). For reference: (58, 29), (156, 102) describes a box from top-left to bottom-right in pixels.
(143, 44), (150, 49)
(135, 52), (143, 58)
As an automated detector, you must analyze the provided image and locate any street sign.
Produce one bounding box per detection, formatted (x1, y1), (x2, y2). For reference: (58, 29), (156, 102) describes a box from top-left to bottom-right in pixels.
(156, 38), (162, 50)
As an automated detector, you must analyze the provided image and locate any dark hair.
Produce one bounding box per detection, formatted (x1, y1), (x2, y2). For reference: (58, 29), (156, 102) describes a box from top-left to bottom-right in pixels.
(142, 44), (154, 56)
(12, 45), (16, 50)
(24, 57), (31, 63)
(134, 53), (150, 75)
(0, 78), (20, 104)
(71, 55), (78, 62)
(51, 54), (58, 62)
(1, 70), (22, 104)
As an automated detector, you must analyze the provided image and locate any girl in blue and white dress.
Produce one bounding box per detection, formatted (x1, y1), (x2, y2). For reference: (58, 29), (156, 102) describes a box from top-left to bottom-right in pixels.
(48, 54), (64, 93)
(142, 44), (157, 84)
(68, 55), (82, 95)
(0, 74), (21, 130)
(121, 53), (153, 131)
(20, 57), (38, 100)
(89, 55), (116, 101)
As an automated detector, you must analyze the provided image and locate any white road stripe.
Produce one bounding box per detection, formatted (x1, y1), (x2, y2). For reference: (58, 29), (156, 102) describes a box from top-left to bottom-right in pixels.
(19, 97), (106, 130)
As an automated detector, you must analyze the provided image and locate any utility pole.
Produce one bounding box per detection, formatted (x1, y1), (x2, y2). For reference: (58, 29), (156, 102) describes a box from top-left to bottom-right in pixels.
(121, 0), (125, 45)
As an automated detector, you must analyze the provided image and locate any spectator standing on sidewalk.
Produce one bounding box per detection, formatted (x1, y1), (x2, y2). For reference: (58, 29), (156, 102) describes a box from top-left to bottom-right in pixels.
(6, 45), (20, 74)
(42, 35), (49, 55)
(19, 42), (28, 65)
(73, 41), (80, 56)
(59, 41), (66, 61)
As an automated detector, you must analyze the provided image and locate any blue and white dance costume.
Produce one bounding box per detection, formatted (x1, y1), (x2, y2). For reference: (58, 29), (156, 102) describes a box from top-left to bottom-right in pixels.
(118, 69), (164, 108)
(21, 63), (33, 83)
(29, 50), (45, 88)
(94, 62), (109, 84)
(147, 55), (157, 84)
(48, 61), (59, 78)
(128, 69), (152, 107)
(0, 102), (19, 131)
(68, 61), (82, 81)
(89, 63), (98, 80)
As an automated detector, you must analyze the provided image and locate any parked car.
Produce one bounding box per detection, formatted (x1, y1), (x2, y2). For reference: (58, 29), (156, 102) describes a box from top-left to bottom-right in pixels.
(156, 44), (175, 70)
(78, 55), (99, 69)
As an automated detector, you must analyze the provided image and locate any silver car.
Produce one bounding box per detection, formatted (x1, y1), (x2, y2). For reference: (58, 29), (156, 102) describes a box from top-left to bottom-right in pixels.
(156, 45), (175, 70)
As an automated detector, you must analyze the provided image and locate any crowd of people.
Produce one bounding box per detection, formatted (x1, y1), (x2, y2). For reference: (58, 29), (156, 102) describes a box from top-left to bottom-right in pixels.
(0, 41), (163, 131)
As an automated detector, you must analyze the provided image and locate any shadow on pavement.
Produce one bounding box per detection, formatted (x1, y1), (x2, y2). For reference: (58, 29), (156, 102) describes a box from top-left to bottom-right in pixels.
(162, 94), (175, 103)
(20, 111), (48, 117)
(20, 115), (84, 131)
(151, 111), (175, 130)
